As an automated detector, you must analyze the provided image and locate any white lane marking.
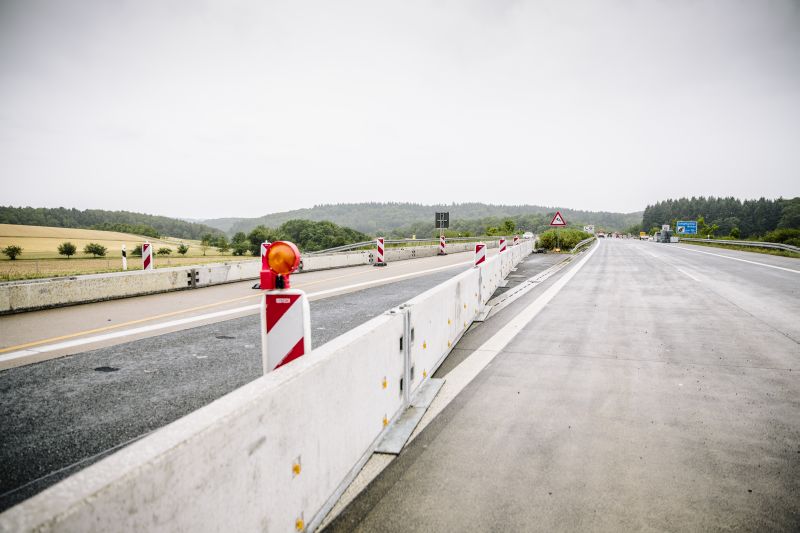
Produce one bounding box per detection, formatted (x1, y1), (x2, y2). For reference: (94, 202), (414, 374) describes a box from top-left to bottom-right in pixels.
(671, 245), (800, 274)
(410, 239), (600, 442)
(676, 267), (701, 282)
(0, 260), (475, 365)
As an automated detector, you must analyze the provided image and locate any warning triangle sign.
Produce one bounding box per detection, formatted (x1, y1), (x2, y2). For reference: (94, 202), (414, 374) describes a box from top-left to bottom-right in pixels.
(550, 211), (567, 226)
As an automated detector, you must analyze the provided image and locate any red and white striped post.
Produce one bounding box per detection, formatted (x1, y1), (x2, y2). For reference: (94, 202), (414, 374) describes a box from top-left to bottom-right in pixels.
(513, 235), (519, 246)
(474, 242), (486, 267)
(374, 237), (387, 266)
(142, 242), (154, 271)
(259, 241), (311, 373)
(438, 234), (447, 255)
(261, 289), (311, 373)
(499, 237), (507, 253)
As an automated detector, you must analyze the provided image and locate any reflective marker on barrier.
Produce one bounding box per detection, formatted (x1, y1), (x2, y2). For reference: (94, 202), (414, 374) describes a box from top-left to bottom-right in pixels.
(142, 242), (153, 271)
(259, 241), (311, 373)
(499, 237), (507, 253)
(374, 237), (387, 266)
(474, 242), (486, 267)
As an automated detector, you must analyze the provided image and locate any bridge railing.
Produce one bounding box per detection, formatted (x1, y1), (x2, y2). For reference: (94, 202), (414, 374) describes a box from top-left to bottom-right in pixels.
(571, 236), (596, 252)
(679, 238), (800, 253)
(0, 240), (534, 532)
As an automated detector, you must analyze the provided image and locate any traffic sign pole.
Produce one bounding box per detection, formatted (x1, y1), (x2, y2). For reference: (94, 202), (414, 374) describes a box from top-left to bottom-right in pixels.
(549, 211), (567, 252)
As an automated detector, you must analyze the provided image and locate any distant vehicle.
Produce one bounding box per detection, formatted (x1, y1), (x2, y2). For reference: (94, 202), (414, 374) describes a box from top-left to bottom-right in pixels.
(597, 233), (606, 238)
(522, 232), (534, 239)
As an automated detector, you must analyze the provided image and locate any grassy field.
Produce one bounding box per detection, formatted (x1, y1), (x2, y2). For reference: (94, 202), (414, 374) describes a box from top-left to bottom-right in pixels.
(0, 224), (255, 281)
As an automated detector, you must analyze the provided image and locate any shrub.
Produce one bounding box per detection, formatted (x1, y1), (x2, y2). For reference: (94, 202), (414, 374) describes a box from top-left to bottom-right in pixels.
(177, 244), (189, 255)
(232, 242), (250, 256)
(157, 247), (172, 256)
(763, 228), (800, 244)
(83, 243), (107, 257)
(58, 242), (77, 258)
(537, 229), (592, 251)
(131, 245), (142, 257)
(2, 245), (22, 260)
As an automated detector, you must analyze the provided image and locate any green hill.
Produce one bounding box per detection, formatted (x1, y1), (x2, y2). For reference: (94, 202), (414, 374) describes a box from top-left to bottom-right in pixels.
(217, 203), (642, 236)
(0, 206), (225, 241)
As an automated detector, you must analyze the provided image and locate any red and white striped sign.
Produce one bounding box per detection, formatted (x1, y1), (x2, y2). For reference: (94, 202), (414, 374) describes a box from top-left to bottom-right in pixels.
(375, 237), (386, 265)
(260, 289), (311, 373)
(474, 242), (486, 267)
(499, 238), (507, 253)
(439, 235), (446, 255)
(142, 242), (153, 270)
(513, 235), (519, 246)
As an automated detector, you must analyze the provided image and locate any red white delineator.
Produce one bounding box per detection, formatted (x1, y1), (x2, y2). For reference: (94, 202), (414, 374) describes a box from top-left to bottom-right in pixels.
(374, 237), (387, 266)
(474, 242), (486, 267)
(499, 237), (507, 253)
(513, 235), (519, 246)
(142, 242), (153, 271)
(438, 234), (447, 255)
(260, 289), (311, 373)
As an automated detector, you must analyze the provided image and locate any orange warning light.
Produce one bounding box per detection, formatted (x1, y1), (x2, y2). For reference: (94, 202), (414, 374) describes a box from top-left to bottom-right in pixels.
(260, 241), (301, 290)
(268, 241), (300, 275)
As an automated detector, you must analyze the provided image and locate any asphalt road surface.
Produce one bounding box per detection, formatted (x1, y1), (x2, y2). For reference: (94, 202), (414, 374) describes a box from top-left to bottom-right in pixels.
(0, 249), (544, 512)
(326, 239), (800, 532)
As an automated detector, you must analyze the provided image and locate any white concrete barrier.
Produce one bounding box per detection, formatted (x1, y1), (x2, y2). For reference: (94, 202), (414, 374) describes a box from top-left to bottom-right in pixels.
(0, 240), (533, 533)
(0, 241), (503, 315)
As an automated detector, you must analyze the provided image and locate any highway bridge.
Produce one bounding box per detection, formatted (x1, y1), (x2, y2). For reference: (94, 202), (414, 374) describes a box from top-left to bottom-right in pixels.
(1, 239), (798, 531)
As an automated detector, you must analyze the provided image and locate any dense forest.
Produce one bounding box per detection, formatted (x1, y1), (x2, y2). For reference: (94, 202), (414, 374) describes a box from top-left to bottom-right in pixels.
(0, 206), (225, 240)
(208, 203), (642, 236)
(641, 197), (800, 239)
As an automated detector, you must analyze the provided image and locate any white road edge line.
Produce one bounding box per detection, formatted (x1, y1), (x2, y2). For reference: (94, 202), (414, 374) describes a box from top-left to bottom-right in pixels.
(675, 267), (701, 282)
(409, 240), (600, 443)
(0, 259), (474, 365)
(671, 245), (800, 274)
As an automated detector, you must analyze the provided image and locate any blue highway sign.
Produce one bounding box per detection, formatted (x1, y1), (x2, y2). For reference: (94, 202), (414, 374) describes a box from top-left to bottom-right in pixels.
(676, 221), (697, 234)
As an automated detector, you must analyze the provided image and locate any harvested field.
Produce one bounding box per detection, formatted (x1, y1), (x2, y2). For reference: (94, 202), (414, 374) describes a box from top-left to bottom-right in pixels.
(0, 224), (255, 281)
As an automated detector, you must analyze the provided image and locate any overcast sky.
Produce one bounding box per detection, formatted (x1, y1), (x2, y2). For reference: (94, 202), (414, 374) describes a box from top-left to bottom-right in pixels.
(1, 0), (798, 219)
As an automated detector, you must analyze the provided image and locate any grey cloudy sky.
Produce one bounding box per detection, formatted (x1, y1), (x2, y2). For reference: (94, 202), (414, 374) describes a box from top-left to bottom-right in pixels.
(1, 0), (798, 219)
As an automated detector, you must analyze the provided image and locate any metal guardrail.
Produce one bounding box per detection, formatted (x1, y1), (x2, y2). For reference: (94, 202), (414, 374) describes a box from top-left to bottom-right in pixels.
(680, 238), (800, 253)
(305, 236), (510, 255)
(571, 236), (596, 252)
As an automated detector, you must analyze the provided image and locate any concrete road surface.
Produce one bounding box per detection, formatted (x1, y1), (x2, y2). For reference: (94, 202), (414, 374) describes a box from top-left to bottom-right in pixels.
(326, 239), (800, 532)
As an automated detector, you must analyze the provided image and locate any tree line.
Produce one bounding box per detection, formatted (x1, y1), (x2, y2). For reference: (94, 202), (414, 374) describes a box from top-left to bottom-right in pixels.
(641, 197), (800, 242)
(215, 219), (371, 256)
(1, 242), (188, 260)
(0, 206), (225, 240)
(220, 202), (643, 235)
